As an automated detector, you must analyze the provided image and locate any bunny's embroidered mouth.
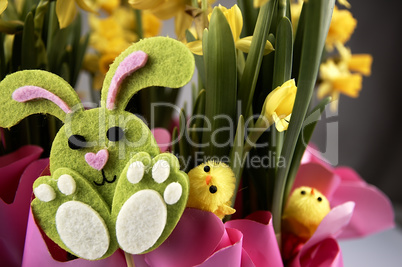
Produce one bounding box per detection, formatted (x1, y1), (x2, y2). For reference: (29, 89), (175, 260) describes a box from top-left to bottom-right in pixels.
(93, 170), (117, 186)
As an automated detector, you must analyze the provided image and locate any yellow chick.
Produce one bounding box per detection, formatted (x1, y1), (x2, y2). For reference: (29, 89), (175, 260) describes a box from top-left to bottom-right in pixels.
(282, 186), (331, 241)
(187, 161), (236, 219)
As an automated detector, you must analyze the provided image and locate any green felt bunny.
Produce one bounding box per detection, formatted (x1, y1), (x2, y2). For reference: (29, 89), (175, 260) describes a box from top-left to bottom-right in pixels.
(0, 37), (194, 260)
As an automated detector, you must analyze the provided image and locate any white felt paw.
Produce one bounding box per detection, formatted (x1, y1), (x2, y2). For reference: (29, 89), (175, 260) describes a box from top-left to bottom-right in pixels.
(152, 159), (170, 183)
(116, 184), (183, 254)
(56, 201), (110, 260)
(127, 161), (145, 184)
(34, 184), (56, 202)
(57, 174), (76, 195)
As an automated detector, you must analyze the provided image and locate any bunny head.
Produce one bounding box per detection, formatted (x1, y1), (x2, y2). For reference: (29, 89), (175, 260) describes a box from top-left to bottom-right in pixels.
(0, 37), (194, 204)
(0, 37), (194, 259)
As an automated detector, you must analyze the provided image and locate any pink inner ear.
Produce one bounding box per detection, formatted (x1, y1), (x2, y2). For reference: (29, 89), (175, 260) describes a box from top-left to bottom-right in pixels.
(12, 86), (72, 114)
(106, 51), (148, 110)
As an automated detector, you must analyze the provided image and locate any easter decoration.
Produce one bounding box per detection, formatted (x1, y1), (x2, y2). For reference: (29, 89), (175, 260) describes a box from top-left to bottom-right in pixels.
(282, 186), (331, 241)
(187, 161), (236, 219)
(0, 37), (194, 260)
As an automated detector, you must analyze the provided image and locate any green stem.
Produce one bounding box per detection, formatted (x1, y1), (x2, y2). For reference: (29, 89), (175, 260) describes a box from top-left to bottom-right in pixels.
(243, 116), (271, 156)
(134, 9), (143, 39)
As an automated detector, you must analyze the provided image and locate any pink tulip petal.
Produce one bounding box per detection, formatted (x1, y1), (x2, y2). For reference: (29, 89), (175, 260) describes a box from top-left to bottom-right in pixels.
(299, 238), (343, 267)
(151, 128), (171, 152)
(293, 163), (341, 200)
(0, 158), (47, 267)
(141, 208), (224, 267)
(0, 145), (43, 203)
(200, 228), (243, 267)
(288, 202), (354, 267)
(331, 184), (395, 239)
(22, 208), (127, 266)
(225, 211), (283, 267)
(333, 167), (366, 186)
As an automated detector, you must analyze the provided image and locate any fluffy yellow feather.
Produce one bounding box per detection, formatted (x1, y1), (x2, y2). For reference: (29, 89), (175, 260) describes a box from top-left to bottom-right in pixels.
(282, 186), (331, 241)
(186, 161), (236, 219)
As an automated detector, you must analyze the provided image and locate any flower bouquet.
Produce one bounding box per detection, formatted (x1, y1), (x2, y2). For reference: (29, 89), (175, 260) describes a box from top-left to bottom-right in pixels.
(0, 0), (395, 266)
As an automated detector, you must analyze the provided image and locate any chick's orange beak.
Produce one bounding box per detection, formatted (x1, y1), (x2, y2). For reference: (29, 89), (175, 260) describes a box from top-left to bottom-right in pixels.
(311, 188), (315, 195)
(205, 175), (212, 185)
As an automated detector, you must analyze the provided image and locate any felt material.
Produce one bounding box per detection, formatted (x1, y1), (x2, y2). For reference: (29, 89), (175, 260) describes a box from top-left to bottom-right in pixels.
(0, 70), (82, 127)
(127, 161), (145, 184)
(112, 152), (189, 254)
(85, 149), (109, 170)
(0, 37), (194, 260)
(106, 51), (148, 110)
(23, 208), (128, 266)
(116, 190), (167, 254)
(134, 209), (283, 267)
(101, 37), (195, 111)
(13, 86), (72, 114)
(33, 184), (56, 202)
(57, 174), (76, 195)
(56, 201), (110, 260)
(152, 159), (170, 183)
(164, 182), (182, 205)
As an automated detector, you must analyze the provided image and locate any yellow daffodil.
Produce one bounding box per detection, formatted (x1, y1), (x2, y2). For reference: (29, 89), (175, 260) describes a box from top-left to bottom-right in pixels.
(264, 79), (297, 132)
(187, 5), (274, 56)
(56, 0), (97, 29)
(98, 0), (120, 14)
(336, 42), (373, 76)
(326, 6), (356, 50)
(85, 5), (161, 90)
(129, 0), (195, 40)
(0, 0), (7, 15)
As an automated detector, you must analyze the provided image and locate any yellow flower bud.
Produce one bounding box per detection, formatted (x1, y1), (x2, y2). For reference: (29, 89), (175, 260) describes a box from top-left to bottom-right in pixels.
(264, 79), (297, 132)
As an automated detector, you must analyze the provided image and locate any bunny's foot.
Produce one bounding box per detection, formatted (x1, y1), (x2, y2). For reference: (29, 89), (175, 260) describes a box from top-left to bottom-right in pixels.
(111, 152), (189, 254)
(32, 168), (118, 260)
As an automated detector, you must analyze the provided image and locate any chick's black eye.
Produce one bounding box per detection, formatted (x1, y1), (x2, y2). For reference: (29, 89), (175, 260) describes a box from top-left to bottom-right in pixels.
(209, 185), (217, 194)
(107, 127), (124, 141)
(204, 165), (210, 172)
(68, 135), (87, 150)
(317, 197), (322, 202)
(301, 190), (306, 195)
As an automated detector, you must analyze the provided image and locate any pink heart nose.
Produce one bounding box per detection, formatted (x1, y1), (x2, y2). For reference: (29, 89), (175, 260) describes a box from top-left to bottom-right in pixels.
(85, 149), (109, 170)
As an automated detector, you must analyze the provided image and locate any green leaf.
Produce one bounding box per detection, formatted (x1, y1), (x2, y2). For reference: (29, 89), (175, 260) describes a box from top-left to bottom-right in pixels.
(229, 115), (245, 208)
(202, 8), (237, 158)
(190, 89), (206, 142)
(179, 108), (191, 171)
(271, 0), (335, 234)
(186, 30), (206, 89)
(292, 2), (306, 82)
(21, 12), (36, 69)
(272, 17), (293, 88)
(284, 96), (331, 199)
(238, 0), (259, 37)
(237, 0), (276, 117)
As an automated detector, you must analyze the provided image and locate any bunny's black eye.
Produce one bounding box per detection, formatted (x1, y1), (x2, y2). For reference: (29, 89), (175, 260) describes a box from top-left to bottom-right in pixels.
(107, 127), (124, 141)
(204, 165), (210, 172)
(68, 135), (87, 150)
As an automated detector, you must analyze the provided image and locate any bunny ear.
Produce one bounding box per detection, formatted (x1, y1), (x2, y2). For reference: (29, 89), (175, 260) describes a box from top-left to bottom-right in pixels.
(0, 70), (83, 128)
(100, 37), (195, 111)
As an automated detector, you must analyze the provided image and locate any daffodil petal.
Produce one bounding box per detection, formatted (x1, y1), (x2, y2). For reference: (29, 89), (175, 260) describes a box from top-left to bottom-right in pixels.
(272, 113), (289, 132)
(226, 5), (243, 41)
(0, 0), (8, 15)
(338, 0), (351, 8)
(236, 36), (274, 55)
(174, 11), (193, 41)
(56, 0), (77, 29)
(187, 40), (203, 56)
(348, 54), (373, 76)
(129, 0), (164, 10)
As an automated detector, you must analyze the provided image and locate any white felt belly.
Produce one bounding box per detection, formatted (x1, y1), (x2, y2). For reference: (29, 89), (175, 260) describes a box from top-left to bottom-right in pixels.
(116, 189), (167, 254)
